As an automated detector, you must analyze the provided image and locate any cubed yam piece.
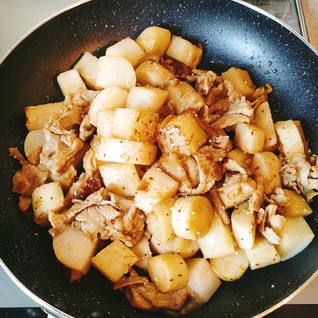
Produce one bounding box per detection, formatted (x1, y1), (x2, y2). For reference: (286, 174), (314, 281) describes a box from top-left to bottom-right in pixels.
(53, 225), (97, 274)
(276, 216), (314, 261)
(171, 196), (213, 240)
(93, 136), (158, 166)
(131, 235), (152, 271)
(157, 113), (207, 156)
(105, 37), (145, 66)
(231, 201), (256, 250)
(251, 151), (282, 194)
(91, 239), (138, 282)
(166, 35), (202, 68)
(198, 211), (235, 258)
(148, 252), (188, 292)
(186, 258), (221, 304)
(244, 234), (280, 270)
(89, 86), (128, 127)
(25, 101), (66, 131)
(46, 166), (76, 191)
(294, 120), (310, 159)
(99, 162), (140, 197)
(226, 148), (253, 172)
(135, 26), (171, 56)
(150, 235), (200, 259)
(254, 101), (278, 151)
(96, 56), (136, 90)
(32, 182), (64, 227)
(24, 130), (46, 164)
(147, 197), (176, 244)
(235, 122), (265, 154)
(166, 81), (205, 114)
(134, 167), (179, 214)
(135, 60), (175, 87)
(57, 69), (87, 96)
(73, 52), (100, 89)
(274, 119), (306, 159)
(96, 110), (115, 137)
(221, 67), (256, 97)
(112, 108), (159, 142)
(126, 86), (168, 112)
(280, 189), (313, 217)
(210, 248), (249, 281)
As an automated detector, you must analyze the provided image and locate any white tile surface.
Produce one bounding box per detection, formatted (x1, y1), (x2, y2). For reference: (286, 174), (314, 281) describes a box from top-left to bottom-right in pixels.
(0, 0), (317, 309)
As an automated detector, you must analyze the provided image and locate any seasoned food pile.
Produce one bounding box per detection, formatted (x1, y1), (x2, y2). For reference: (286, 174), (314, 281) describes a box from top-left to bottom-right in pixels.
(9, 26), (317, 316)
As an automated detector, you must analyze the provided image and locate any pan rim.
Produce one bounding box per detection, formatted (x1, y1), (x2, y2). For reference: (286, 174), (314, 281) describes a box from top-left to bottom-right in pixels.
(0, 0), (317, 317)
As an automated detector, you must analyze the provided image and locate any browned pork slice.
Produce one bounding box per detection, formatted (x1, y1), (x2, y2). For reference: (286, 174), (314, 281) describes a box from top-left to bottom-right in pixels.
(114, 269), (202, 317)
(50, 188), (146, 248)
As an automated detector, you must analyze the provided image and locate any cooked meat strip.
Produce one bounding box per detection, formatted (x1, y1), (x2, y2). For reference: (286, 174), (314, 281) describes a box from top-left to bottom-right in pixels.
(114, 269), (189, 314)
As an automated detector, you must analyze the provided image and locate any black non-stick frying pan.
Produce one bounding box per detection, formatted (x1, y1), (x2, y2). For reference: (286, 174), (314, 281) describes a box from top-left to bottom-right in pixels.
(1, 0), (318, 317)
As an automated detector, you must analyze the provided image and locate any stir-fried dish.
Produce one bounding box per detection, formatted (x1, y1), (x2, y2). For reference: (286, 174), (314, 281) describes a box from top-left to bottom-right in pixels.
(9, 26), (317, 316)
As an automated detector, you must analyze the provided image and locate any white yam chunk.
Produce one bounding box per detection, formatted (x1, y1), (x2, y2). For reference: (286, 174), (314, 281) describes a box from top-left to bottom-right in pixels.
(131, 235), (152, 271)
(112, 108), (159, 142)
(105, 37), (145, 66)
(244, 234), (280, 270)
(99, 162), (140, 197)
(276, 216), (315, 261)
(135, 167), (179, 214)
(135, 60), (175, 87)
(280, 189), (313, 217)
(166, 35), (202, 68)
(89, 86), (128, 127)
(254, 101), (278, 151)
(274, 119), (306, 159)
(235, 122), (265, 154)
(32, 182), (64, 227)
(135, 26), (171, 56)
(126, 86), (168, 112)
(186, 258), (221, 304)
(94, 136), (158, 166)
(231, 201), (256, 250)
(150, 235), (200, 259)
(221, 67), (256, 97)
(25, 101), (66, 131)
(148, 252), (188, 292)
(96, 110), (115, 137)
(53, 225), (97, 274)
(198, 212), (235, 258)
(147, 197), (176, 244)
(47, 169), (74, 192)
(210, 248), (249, 281)
(91, 240), (138, 282)
(24, 130), (45, 164)
(294, 120), (310, 157)
(171, 196), (213, 240)
(73, 52), (100, 89)
(57, 69), (87, 96)
(226, 148), (253, 173)
(251, 151), (282, 194)
(96, 56), (136, 90)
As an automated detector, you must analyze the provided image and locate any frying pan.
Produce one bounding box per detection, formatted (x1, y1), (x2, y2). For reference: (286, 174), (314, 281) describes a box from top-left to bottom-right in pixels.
(0, 0), (318, 317)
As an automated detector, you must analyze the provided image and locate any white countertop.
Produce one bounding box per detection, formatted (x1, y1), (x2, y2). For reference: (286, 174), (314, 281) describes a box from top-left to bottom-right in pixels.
(0, 0), (80, 308)
(0, 0), (317, 310)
